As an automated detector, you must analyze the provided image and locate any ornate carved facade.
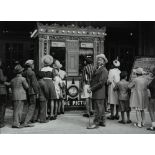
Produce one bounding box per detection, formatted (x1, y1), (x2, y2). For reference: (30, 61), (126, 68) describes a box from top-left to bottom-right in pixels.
(32, 22), (106, 75)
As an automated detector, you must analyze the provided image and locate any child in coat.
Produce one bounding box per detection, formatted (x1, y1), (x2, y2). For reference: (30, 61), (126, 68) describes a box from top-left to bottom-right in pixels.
(114, 71), (131, 124)
(11, 65), (29, 128)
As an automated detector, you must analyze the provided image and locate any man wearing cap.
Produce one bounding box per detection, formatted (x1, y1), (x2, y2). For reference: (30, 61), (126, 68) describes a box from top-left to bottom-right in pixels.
(22, 60), (39, 127)
(107, 59), (121, 120)
(88, 54), (108, 129)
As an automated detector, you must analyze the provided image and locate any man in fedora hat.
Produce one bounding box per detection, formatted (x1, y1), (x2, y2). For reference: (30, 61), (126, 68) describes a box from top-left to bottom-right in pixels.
(22, 60), (39, 127)
(10, 65), (29, 128)
(87, 54), (108, 129)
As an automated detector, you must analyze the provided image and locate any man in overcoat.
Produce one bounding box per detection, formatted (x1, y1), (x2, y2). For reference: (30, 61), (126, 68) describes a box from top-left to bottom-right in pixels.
(22, 60), (39, 127)
(88, 54), (108, 129)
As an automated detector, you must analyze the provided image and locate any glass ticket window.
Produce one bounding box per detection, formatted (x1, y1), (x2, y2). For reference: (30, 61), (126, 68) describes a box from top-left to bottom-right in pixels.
(50, 46), (66, 71)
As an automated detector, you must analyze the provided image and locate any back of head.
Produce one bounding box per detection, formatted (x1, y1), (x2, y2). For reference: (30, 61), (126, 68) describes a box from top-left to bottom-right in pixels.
(120, 71), (128, 80)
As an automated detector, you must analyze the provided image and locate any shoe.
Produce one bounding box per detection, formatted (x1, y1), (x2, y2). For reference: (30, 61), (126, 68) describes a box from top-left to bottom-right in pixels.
(30, 120), (37, 123)
(23, 124), (34, 127)
(107, 116), (114, 120)
(12, 125), (23, 129)
(61, 112), (64, 114)
(40, 120), (49, 123)
(147, 127), (155, 131)
(50, 116), (54, 120)
(141, 122), (145, 127)
(99, 122), (106, 127)
(114, 115), (119, 120)
(126, 120), (132, 124)
(87, 124), (99, 129)
(134, 123), (142, 128)
(118, 120), (125, 124)
(46, 116), (50, 120)
(83, 113), (89, 117)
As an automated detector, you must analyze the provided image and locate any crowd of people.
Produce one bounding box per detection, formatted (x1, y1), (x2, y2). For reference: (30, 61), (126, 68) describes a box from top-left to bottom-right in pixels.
(0, 53), (155, 132)
(81, 54), (155, 131)
(0, 55), (66, 128)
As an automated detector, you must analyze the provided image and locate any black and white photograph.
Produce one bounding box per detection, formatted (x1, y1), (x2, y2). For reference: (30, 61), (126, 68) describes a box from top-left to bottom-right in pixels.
(0, 1), (155, 155)
(0, 21), (155, 134)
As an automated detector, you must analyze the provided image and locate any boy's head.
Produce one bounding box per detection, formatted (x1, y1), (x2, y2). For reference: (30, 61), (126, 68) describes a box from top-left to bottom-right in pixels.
(120, 71), (128, 80)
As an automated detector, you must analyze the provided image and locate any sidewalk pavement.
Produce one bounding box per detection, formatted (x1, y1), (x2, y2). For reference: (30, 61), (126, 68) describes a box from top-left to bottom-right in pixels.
(0, 108), (154, 134)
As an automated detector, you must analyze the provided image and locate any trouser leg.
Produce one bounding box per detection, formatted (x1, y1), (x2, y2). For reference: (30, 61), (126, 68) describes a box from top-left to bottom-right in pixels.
(110, 104), (114, 116)
(32, 99), (40, 121)
(39, 100), (47, 122)
(13, 101), (24, 126)
(86, 98), (93, 114)
(93, 100), (100, 125)
(98, 100), (106, 124)
(24, 95), (36, 124)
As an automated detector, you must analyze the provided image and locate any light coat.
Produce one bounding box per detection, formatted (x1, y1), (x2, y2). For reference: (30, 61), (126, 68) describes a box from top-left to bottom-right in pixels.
(108, 68), (121, 105)
(128, 76), (149, 109)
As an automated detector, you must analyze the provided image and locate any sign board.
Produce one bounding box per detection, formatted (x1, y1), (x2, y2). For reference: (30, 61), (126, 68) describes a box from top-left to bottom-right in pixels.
(132, 57), (155, 72)
(51, 42), (65, 47)
(80, 43), (93, 48)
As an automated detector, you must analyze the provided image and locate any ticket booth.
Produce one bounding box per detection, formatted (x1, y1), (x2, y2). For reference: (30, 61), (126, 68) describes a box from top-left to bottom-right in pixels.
(31, 23), (106, 108)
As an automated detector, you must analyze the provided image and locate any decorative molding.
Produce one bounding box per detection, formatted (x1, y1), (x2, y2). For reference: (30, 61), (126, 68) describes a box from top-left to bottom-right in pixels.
(36, 22), (106, 39)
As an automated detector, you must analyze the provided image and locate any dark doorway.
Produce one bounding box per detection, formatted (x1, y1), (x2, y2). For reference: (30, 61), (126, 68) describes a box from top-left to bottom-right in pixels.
(50, 47), (66, 70)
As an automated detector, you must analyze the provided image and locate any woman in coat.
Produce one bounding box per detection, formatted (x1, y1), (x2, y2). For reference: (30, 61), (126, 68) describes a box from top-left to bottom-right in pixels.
(128, 67), (149, 128)
(107, 60), (121, 120)
(41, 55), (57, 120)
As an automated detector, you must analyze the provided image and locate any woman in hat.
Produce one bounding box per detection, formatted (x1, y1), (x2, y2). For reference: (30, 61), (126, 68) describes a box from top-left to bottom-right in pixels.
(53, 60), (66, 115)
(147, 65), (155, 131)
(10, 65), (29, 128)
(128, 67), (149, 128)
(107, 59), (121, 120)
(41, 55), (57, 120)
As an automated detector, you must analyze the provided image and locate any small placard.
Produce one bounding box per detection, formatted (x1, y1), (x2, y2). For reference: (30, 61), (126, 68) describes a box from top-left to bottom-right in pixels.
(80, 43), (93, 48)
(51, 42), (65, 47)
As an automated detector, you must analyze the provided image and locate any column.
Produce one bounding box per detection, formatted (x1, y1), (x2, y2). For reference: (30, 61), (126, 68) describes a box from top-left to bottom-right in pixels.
(100, 38), (104, 54)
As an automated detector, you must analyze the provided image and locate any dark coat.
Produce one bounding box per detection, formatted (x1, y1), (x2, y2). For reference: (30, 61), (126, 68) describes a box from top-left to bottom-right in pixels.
(23, 68), (39, 95)
(90, 66), (108, 100)
(0, 68), (7, 95)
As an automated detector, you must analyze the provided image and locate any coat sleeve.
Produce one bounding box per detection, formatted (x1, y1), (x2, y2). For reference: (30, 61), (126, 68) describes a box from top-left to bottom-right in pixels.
(30, 71), (39, 94)
(22, 77), (29, 90)
(91, 69), (108, 92)
(128, 79), (135, 89)
(0, 69), (7, 84)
